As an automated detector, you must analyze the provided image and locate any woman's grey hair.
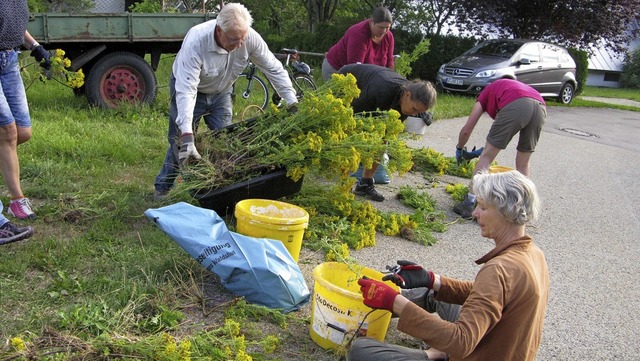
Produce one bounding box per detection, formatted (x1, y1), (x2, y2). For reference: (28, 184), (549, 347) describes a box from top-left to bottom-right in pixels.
(472, 170), (541, 224)
(371, 7), (392, 24)
(217, 3), (253, 32)
(404, 80), (437, 110)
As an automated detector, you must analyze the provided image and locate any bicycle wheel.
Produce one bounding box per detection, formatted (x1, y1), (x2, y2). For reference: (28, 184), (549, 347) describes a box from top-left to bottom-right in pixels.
(293, 73), (317, 100)
(232, 74), (269, 121)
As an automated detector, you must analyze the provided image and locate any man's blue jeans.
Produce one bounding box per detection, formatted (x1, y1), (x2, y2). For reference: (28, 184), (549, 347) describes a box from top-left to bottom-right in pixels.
(154, 74), (232, 193)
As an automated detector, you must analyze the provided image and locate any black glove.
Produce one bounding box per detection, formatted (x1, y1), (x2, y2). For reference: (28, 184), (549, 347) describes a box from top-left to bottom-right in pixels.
(382, 260), (434, 289)
(462, 146), (483, 160)
(455, 147), (465, 165)
(417, 111), (433, 126)
(30, 45), (51, 70)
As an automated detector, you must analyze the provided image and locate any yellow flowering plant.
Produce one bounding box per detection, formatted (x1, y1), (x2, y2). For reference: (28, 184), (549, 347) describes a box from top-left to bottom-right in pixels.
(21, 48), (84, 89)
(49, 49), (85, 88)
(179, 73), (414, 194)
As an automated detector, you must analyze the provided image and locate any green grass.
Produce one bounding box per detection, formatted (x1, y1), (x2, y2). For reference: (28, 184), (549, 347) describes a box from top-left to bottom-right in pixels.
(581, 85), (640, 101)
(1, 54), (639, 359)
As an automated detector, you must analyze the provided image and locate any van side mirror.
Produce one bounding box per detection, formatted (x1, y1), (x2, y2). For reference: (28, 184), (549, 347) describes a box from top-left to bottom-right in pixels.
(518, 58), (531, 65)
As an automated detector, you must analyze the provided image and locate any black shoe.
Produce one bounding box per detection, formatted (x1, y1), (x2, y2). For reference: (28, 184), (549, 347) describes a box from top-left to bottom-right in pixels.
(453, 200), (475, 219)
(354, 178), (385, 202)
(0, 221), (34, 245)
(153, 188), (170, 201)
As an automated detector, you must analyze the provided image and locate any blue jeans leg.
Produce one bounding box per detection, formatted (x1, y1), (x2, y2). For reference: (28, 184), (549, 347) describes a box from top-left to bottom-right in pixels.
(154, 75), (232, 192)
(0, 50), (31, 127)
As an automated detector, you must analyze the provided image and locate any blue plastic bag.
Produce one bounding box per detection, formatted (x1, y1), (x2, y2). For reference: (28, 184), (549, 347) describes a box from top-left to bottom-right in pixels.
(144, 202), (310, 312)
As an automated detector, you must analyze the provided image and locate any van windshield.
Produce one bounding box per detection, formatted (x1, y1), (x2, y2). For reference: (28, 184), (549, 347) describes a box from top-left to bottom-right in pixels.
(466, 41), (523, 58)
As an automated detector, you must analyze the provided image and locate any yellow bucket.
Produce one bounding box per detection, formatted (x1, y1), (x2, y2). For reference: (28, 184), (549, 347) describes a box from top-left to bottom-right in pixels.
(310, 262), (399, 351)
(489, 165), (514, 173)
(234, 199), (309, 262)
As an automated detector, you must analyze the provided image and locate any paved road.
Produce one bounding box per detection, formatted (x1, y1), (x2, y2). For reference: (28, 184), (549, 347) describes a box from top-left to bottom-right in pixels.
(350, 105), (640, 360)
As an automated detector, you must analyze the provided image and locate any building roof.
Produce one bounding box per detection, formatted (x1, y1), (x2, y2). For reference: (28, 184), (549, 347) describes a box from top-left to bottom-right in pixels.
(588, 20), (639, 72)
(588, 47), (625, 72)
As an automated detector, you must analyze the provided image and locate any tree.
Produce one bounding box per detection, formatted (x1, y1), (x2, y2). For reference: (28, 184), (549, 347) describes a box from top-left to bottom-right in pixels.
(453, 0), (640, 54)
(29, 0), (94, 12)
(302, 0), (339, 32)
(393, 0), (458, 36)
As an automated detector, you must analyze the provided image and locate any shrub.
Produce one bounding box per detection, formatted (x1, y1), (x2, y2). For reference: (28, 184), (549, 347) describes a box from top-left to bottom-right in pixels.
(620, 48), (640, 89)
(411, 34), (477, 82)
(568, 48), (589, 94)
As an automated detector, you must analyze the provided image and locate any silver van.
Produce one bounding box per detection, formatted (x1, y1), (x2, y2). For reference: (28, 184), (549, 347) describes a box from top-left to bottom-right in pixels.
(436, 39), (577, 104)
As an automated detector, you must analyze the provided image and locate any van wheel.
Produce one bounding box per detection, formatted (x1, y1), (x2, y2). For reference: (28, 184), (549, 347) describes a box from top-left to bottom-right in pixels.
(85, 52), (157, 108)
(558, 83), (574, 105)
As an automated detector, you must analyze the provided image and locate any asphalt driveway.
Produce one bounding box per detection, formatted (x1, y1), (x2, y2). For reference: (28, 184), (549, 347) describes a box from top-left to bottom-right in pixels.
(349, 105), (640, 360)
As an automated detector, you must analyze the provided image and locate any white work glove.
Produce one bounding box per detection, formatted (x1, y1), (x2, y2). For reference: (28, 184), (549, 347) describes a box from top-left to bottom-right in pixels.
(178, 133), (201, 166)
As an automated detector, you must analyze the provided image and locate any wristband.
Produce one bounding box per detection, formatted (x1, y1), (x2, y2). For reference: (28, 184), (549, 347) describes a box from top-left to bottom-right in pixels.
(30, 42), (40, 51)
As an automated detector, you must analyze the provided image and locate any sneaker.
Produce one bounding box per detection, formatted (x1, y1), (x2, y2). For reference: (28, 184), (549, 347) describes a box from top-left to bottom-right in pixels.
(0, 221), (34, 245)
(453, 200), (475, 219)
(8, 198), (36, 220)
(354, 178), (385, 202)
(153, 188), (170, 201)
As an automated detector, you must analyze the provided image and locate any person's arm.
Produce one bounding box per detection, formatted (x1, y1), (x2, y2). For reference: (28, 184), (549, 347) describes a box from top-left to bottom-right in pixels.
(248, 30), (297, 106)
(457, 101), (484, 149)
(23, 31), (39, 51)
(172, 35), (203, 135)
(24, 30), (51, 70)
(344, 23), (371, 64)
(386, 31), (395, 69)
(397, 267), (505, 359)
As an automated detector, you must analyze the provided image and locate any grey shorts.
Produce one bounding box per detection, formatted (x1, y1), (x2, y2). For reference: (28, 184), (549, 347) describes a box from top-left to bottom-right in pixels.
(347, 337), (429, 361)
(321, 57), (338, 82)
(486, 97), (546, 152)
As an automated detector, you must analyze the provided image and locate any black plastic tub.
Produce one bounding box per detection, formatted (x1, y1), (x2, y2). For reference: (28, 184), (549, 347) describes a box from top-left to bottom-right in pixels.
(191, 168), (304, 216)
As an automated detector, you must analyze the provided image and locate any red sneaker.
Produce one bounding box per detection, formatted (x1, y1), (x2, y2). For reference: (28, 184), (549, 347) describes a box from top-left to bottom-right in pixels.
(8, 198), (37, 220)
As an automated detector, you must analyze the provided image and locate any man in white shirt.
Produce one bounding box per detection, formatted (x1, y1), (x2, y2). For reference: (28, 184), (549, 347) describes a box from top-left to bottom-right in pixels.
(154, 3), (297, 199)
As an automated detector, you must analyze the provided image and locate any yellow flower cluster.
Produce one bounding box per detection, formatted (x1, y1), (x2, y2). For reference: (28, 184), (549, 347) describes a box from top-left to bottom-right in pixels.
(412, 147), (449, 175)
(10, 336), (25, 351)
(379, 212), (414, 236)
(181, 73), (414, 194)
(446, 183), (469, 202)
(50, 49), (85, 88)
(159, 333), (192, 361)
(220, 319), (253, 361)
(326, 242), (350, 261)
(260, 335), (279, 354)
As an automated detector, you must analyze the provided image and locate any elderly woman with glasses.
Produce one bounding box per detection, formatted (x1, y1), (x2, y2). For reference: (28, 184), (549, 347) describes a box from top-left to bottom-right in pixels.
(351, 170), (549, 361)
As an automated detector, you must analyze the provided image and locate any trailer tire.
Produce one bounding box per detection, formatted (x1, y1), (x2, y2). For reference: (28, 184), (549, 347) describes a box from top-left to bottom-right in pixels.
(85, 52), (157, 108)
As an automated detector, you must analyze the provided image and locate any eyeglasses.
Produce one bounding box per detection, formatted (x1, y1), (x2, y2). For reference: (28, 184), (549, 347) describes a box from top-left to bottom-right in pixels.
(221, 29), (247, 44)
(225, 34), (246, 44)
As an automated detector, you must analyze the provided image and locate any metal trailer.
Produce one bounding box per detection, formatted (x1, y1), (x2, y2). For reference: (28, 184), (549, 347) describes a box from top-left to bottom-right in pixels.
(27, 12), (213, 107)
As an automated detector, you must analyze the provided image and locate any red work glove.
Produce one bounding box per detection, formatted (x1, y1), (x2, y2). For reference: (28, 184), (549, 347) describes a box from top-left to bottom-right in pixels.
(358, 277), (398, 312)
(382, 260), (435, 289)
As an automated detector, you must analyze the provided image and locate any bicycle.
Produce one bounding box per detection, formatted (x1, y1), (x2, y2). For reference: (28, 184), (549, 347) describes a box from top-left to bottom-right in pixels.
(232, 61), (270, 121)
(231, 48), (317, 121)
(272, 48), (317, 105)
